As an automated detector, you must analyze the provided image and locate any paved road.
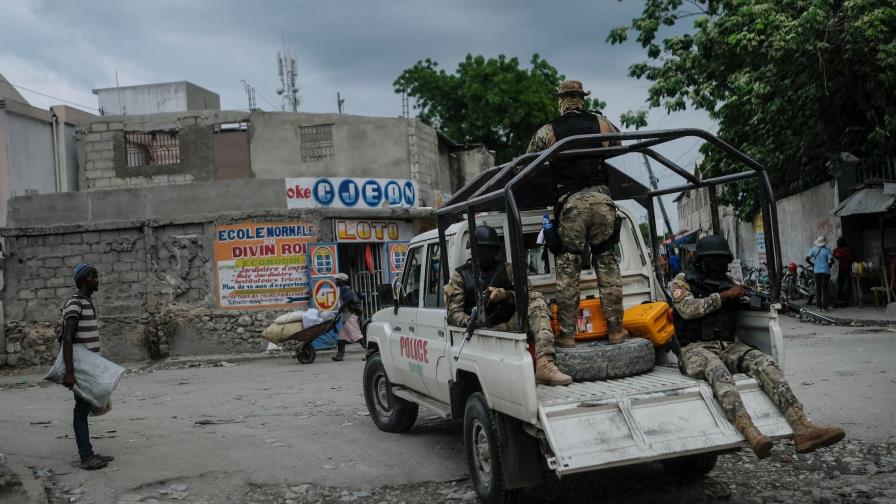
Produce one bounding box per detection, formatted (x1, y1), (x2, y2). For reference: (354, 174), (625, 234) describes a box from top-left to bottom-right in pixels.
(0, 315), (893, 503)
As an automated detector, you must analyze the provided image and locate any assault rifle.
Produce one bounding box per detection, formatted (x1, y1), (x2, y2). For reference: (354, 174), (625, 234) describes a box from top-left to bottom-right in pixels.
(704, 278), (838, 324)
(455, 305), (482, 361)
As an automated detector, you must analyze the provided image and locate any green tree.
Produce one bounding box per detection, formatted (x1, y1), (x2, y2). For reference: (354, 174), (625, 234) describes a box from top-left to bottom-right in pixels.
(394, 54), (606, 163)
(608, 0), (896, 219)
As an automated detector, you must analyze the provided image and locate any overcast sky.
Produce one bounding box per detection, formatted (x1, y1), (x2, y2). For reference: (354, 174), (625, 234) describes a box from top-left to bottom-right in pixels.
(0, 0), (718, 232)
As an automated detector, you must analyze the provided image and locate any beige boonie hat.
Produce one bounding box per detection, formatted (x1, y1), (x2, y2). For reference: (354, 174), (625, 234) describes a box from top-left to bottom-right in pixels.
(336, 272), (350, 282)
(555, 80), (591, 97)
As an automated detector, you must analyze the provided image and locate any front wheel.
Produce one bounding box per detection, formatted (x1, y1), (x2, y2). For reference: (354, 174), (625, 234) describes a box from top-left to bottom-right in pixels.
(296, 343), (316, 364)
(464, 392), (522, 504)
(363, 353), (418, 433)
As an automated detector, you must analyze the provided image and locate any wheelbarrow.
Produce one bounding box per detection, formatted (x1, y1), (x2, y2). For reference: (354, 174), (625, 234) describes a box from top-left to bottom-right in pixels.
(285, 314), (344, 364)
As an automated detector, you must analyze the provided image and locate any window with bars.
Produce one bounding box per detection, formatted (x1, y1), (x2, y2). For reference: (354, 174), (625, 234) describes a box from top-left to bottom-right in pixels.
(300, 124), (335, 162)
(126, 131), (180, 167)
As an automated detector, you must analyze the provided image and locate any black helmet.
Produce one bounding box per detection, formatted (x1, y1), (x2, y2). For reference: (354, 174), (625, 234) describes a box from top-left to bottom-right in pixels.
(695, 235), (733, 261)
(468, 225), (502, 248)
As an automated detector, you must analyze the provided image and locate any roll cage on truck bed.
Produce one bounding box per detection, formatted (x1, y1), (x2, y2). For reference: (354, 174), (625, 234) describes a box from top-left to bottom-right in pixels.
(363, 127), (791, 504)
(437, 128), (784, 325)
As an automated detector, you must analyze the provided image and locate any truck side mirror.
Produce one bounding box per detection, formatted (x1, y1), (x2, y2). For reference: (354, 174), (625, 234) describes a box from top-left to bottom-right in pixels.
(390, 276), (403, 314)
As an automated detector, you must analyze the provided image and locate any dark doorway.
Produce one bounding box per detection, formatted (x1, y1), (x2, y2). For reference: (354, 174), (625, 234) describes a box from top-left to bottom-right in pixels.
(337, 243), (385, 318)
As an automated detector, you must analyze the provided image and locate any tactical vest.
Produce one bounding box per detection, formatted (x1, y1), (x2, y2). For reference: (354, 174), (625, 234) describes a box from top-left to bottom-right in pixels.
(550, 110), (609, 189)
(456, 261), (515, 325)
(673, 270), (739, 346)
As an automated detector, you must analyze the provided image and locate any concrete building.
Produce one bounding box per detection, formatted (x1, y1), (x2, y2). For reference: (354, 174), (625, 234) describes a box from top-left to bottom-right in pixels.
(0, 99), (492, 367)
(0, 73), (95, 225)
(94, 81), (220, 116)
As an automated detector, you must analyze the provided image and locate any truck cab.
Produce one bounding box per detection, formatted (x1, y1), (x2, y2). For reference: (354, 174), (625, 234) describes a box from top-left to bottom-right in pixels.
(363, 128), (791, 504)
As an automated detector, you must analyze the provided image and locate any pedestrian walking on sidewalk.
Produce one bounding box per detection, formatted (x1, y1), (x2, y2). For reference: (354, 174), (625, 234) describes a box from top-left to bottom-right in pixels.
(333, 273), (363, 361)
(62, 264), (114, 470)
(833, 237), (854, 307)
(806, 236), (834, 311)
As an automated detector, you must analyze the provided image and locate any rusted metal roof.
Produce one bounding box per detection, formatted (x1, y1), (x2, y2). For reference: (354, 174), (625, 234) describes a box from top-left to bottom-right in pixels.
(832, 187), (896, 217)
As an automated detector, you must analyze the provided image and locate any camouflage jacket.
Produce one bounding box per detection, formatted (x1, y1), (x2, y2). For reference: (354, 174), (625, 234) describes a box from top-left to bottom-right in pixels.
(444, 263), (518, 327)
(669, 273), (722, 320)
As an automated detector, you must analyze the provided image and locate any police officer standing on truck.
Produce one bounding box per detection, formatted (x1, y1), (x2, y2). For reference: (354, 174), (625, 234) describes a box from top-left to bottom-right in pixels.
(527, 80), (627, 347)
(444, 225), (572, 385)
(671, 235), (845, 459)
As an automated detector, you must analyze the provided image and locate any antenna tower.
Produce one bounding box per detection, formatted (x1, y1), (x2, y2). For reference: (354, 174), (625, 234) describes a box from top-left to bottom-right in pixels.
(241, 80), (257, 110)
(337, 92), (345, 114)
(276, 45), (299, 112)
(401, 92), (409, 118)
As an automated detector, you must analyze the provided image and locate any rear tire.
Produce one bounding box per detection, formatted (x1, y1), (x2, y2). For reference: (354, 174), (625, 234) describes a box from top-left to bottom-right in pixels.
(363, 353), (418, 433)
(661, 453), (718, 479)
(464, 392), (522, 504)
(296, 343), (316, 364)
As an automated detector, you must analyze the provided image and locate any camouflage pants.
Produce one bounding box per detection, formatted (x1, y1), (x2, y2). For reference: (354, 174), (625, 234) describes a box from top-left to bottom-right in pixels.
(679, 341), (802, 422)
(555, 186), (622, 343)
(494, 290), (555, 358)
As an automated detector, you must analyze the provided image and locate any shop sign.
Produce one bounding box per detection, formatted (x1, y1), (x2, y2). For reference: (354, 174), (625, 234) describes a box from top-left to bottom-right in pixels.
(308, 243), (339, 278)
(311, 277), (340, 311)
(387, 241), (409, 279)
(334, 219), (413, 242)
(214, 221), (316, 308)
(286, 177), (418, 209)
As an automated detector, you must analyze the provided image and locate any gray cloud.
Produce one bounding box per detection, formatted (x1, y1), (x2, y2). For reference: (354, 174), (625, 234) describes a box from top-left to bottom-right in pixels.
(1, 0), (720, 230)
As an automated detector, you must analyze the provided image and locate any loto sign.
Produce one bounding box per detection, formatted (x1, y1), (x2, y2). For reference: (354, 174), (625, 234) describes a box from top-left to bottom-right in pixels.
(334, 219), (413, 243)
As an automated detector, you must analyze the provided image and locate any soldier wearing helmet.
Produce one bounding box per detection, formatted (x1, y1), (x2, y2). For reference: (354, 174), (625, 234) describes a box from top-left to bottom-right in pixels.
(527, 80), (628, 348)
(670, 235), (844, 459)
(444, 225), (572, 385)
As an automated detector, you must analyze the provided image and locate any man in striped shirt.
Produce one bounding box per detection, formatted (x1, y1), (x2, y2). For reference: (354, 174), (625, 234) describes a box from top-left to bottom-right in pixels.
(62, 263), (113, 470)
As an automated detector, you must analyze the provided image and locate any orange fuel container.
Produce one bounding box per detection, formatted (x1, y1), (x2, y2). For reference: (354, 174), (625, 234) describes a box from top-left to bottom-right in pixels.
(621, 301), (675, 346)
(550, 297), (608, 341)
(550, 299), (675, 346)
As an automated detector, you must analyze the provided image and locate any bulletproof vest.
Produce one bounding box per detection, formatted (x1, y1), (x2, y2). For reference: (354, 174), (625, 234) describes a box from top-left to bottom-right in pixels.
(673, 269), (739, 346)
(550, 110), (609, 189)
(456, 261), (515, 325)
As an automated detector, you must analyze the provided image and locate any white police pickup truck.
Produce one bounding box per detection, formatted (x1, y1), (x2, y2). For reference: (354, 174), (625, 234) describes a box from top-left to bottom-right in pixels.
(363, 129), (795, 503)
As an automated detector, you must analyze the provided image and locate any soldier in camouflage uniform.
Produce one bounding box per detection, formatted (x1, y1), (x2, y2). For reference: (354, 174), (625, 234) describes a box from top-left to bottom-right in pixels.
(445, 225), (572, 385)
(671, 235), (845, 459)
(527, 80), (627, 346)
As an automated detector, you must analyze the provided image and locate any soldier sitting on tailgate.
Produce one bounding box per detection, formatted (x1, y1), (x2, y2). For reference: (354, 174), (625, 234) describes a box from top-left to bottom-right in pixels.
(444, 225), (572, 386)
(671, 235), (845, 459)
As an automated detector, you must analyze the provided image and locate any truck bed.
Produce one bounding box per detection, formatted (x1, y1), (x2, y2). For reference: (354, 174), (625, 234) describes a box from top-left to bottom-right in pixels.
(534, 365), (793, 475)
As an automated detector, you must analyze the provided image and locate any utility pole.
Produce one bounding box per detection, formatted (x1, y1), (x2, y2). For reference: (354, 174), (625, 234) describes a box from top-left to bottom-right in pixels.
(642, 154), (675, 240)
(337, 92), (345, 114)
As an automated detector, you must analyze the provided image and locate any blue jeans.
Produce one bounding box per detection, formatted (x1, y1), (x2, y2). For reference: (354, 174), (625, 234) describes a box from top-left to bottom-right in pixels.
(73, 393), (93, 461)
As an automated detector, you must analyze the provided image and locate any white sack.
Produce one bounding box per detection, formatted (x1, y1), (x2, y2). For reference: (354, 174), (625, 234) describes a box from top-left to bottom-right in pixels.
(45, 345), (125, 411)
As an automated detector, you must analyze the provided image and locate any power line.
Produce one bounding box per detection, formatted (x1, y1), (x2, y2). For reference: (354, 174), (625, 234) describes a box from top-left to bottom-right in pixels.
(0, 76), (99, 111)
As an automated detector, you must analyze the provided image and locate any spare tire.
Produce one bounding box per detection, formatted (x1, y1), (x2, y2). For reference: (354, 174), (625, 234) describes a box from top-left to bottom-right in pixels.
(555, 338), (655, 382)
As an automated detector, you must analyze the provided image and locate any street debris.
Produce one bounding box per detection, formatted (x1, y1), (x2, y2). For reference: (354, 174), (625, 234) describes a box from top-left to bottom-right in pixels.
(193, 418), (244, 426)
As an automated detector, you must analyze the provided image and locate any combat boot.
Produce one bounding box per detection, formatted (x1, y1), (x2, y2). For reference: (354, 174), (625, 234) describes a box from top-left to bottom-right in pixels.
(785, 405), (845, 453)
(534, 356), (572, 386)
(332, 341), (346, 361)
(734, 410), (774, 459)
(555, 337), (576, 348)
(607, 319), (628, 345)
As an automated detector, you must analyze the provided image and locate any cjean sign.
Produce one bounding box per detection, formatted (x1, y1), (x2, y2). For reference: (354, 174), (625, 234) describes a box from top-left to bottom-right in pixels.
(286, 177), (418, 209)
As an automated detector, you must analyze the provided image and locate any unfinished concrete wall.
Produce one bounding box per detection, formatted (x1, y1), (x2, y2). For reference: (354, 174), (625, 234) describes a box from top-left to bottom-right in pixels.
(248, 111), (412, 179)
(1, 180), (435, 367)
(76, 111), (250, 190)
(454, 146), (494, 189)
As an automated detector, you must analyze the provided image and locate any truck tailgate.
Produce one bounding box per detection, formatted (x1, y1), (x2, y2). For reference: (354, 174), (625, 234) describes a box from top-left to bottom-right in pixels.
(536, 366), (792, 476)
